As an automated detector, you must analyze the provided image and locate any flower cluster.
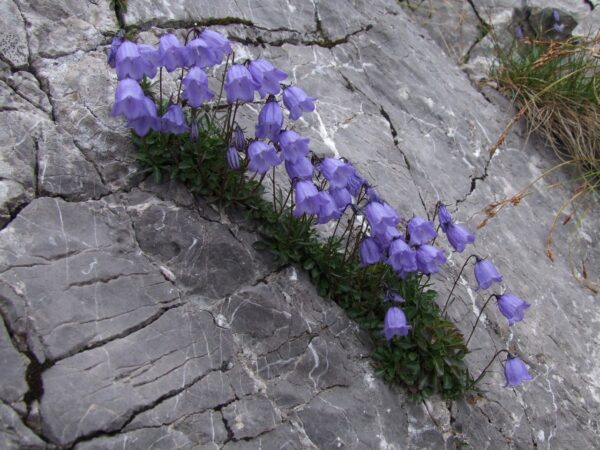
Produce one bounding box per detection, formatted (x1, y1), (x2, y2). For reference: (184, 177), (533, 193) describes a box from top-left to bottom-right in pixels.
(108, 27), (533, 392)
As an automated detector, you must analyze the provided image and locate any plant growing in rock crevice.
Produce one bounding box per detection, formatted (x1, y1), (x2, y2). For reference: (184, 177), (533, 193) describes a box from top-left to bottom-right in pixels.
(107, 27), (533, 399)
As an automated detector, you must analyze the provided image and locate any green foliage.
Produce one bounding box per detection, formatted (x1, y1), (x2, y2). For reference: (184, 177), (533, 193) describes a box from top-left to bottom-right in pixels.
(133, 112), (473, 400)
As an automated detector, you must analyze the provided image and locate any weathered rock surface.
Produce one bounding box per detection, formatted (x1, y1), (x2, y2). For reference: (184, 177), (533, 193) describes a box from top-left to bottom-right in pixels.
(0, 0), (598, 449)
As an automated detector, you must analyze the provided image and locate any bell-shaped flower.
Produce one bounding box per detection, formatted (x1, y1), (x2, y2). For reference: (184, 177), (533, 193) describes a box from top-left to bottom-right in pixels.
(115, 41), (157, 80)
(226, 147), (240, 170)
(248, 59), (288, 97)
(416, 244), (446, 274)
(504, 355), (533, 387)
(294, 181), (326, 217)
(279, 130), (310, 162)
(387, 238), (417, 277)
(383, 306), (411, 340)
(346, 165), (366, 196)
(108, 35), (124, 68)
(320, 158), (355, 189)
(112, 79), (151, 120)
(446, 223), (475, 253)
(126, 97), (159, 136)
(438, 203), (453, 232)
(247, 141), (280, 174)
(224, 64), (258, 104)
(285, 157), (314, 181)
(497, 293), (530, 326)
(157, 33), (189, 72)
(283, 86), (316, 120)
(474, 258), (503, 290)
(255, 100), (283, 142)
(233, 125), (245, 152)
(199, 29), (231, 62)
(366, 187), (383, 204)
(182, 66), (214, 108)
(407, 216), (437, 246)
(359, 237), (383, 267)
(316, 192), (342, 224)
(365, 201), (400, 233)
(160, 104), (188, 134)
(329, 187), (352, 210)
(187, 30), (230, 68)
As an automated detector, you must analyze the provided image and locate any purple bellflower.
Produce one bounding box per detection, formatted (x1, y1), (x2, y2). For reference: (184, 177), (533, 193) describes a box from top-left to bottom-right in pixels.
(226, 147), (240, 170)
(187, 30), (231, 68)
(359, 237), (383, 267)
(329, 187), (352, 210)
(504, 355), (533, 387)
(384, 291), (405, 303)
(108, 35), (124, 68)
(407, 216), (437, 246)
(383, 306), (411, 340)
(255, 100), (283, 142)
(161, 104), (188, 134)
(199, 29), (232, 61)
(283, 86), (316, 120)
(366, 187), (383, 204)
(316, 192), (342, 224)
(190, 122), (199, 141)
(445, 223), (475, 253)
(279, 130), (310, 162)
(285, 157), (314, 180)
(416, 244), (447, 274)
(182, 66), (214, 108)
(387, 238), (418, 277)
(294, 181), (326, 217)
(115, 41), (157, 80)
(233, 125), (246, 152)
(248, 59), (288, 98)
(224, 64), (258, 104)
(515, 25), (525, 40)
(474, 258), (503, 290)
(247, 141), (280, 174)
(497, 293), (530, 326)
(346, 164), (366, 196)
(112, 78), (151, 120)
(365, 201), (401, 245)
(157, 34), (189, 72)
(126, 97), (159, 136)
(438, 203), (453, 232)
(320, 158), (355, 189)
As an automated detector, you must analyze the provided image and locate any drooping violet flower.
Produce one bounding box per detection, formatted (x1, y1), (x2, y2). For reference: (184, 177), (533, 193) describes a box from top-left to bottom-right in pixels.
(384, 291), (405, 303)
(346, 164), (366, 196)
(187, 30), (230, 68)
(199, 29), (232, 60)
(366, 187), (383, 204)
(182, 66), (214, 108)
(294, 180), (325, 217)
(474, 258), (503, 290)
(138, 44), (160, 70)
(126, 97), (159, 136)
(233, 125), (246, 152)
(504, 355), (533, 387)
(320, 158), (355, 189)
(383, 306), (411, 340)
(416, 244), (446, 274)
(157, 33), (189, 72)
(359, 237), (383, 267)
(226, 147), (240, 170)
(115, 41), (157, 80)
(283, 86), (316, 120)
(497, 293), (530, 326)
(161, 104), (188, 134)
(446, 223), (475, 253)
(515, 25), (524, 40)
(247, 141), (280, 174)
(329, 187), (352, 210)
(255, 100), (283, 142)
(438, 203), (453, 232)
(407, 216), (437, 246)
(387, 238), (417, 277)
(224, 64), (258, 104)
(190, 122), (199, 141)
(107, 35), (124, 68)
(285, 157), (314, 180)
(248, 59), (288, 98)
(365, 201), (402, 245)
(111, 78), (151, 120)
(279, 130), (310, 163)
(552, 9), (560, 22)
(316, 192), (342, 224)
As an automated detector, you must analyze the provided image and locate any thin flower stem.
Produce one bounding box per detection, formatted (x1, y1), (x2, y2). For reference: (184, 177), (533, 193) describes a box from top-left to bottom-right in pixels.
(465, 294), (497, 346)
(441, 254), (478, 316)
(211, 54), (231, 125)
(271, 166), (276, 212)
(469, 349), (510, 389)
(159, 67), (164, 114)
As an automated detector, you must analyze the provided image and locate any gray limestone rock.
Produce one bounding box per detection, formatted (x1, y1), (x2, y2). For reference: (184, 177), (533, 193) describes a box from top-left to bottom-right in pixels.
(573, 6), (600, 37)
(0, 1), (29, 69)
(222, 395), (282, 440)
(0, 316), (29, 406)
(0, 403), (45, 450)
(0, 71), (52, 116)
